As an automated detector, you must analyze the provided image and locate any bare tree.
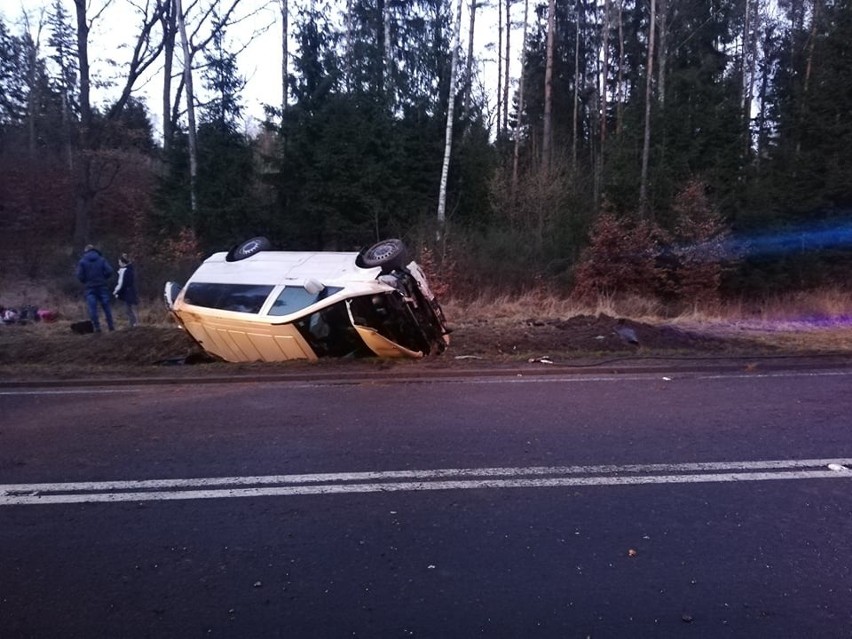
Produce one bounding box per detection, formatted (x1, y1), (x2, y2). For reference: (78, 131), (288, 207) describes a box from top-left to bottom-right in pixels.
(656, 0), (667, 108)
(437, 0), (464, 240)
(71, 0), (168, 248)
(463, 0), (479, 119)
(21, 8), (46, 160)
(616, 0), (625, 135)
(497, 0), (503, 136)
(639, 0), (656, 216)
(175, 0), (198, 217)
(161, 0), (177, 152)
(542, 0), (555, 171)
(168, 0), (260, 220)
(572, 0), (581, 169)
(803, 0), (821, 96)
(600, 0), (610, 150)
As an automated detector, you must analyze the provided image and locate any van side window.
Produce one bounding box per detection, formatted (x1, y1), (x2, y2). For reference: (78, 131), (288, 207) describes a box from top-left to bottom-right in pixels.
(184, 283), (274, 314)
(267, 286), (343, 316)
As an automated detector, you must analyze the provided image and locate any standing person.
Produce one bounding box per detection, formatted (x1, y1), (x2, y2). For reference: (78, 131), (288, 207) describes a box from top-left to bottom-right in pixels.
(113, 253), (139, 327)
(76, 244), (115, 333)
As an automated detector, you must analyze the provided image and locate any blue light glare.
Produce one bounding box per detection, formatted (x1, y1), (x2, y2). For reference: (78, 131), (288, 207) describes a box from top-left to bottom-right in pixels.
(723, 221), (852, 259)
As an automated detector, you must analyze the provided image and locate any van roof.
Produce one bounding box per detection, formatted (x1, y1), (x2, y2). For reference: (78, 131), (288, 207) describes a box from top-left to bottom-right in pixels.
(187, 251), (383, 287)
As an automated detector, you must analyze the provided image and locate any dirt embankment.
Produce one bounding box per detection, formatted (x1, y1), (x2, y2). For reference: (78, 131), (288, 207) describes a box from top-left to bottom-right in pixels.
(7, 312), (846, 381)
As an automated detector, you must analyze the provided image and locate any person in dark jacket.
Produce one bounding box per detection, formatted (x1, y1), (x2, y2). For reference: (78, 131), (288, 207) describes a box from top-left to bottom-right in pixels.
(113, 253), (139, 327)
(76, 244), (115, 332)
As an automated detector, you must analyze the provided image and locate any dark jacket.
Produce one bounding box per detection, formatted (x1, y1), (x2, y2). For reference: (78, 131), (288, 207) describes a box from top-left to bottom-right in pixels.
(76, 249), (114, 289)
(114, 263), (139, 304)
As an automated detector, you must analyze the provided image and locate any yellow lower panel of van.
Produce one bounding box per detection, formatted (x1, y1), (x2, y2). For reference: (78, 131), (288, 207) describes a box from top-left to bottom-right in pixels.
(354, 325), (423, 359)
(180, 315), (317, 362)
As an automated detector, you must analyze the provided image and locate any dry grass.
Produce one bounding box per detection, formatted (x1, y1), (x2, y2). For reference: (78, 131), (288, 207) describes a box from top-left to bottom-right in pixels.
(445, 287), (852, 323)
(444, 291), (665, 324)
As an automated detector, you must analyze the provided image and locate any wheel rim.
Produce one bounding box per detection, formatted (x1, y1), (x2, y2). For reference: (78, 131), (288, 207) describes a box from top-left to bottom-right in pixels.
(239, 240), (260, 255)
(369, 241), (397, 261)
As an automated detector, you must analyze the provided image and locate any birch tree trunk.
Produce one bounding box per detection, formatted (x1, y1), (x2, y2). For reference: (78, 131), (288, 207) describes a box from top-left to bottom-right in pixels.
(502, 0), (511, 134)
(512, 0), (529, 189)
(639, 0), (656, 216)
(281, 0), (288, 118)
(378, 0), (388, 93)
(176, 0), (198, 219)
(436, 0), (464, 239)
(542, 0), (555, 171)
(742, 0), (758, 160)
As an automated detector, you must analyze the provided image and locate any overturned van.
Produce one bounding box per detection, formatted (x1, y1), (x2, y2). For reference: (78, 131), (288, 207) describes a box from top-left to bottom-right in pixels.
(163, 238), (450, 363)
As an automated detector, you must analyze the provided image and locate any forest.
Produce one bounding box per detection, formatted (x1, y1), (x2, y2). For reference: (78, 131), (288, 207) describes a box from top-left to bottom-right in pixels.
(1, 0), (851, 307)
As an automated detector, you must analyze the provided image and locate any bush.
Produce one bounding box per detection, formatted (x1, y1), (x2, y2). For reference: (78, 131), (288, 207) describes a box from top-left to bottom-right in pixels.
(571, 207), (663, 301)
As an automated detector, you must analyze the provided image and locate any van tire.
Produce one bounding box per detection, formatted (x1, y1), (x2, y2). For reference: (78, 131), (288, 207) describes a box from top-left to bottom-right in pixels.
(226, 236), (271, 262)
(357, 239), (408, 272)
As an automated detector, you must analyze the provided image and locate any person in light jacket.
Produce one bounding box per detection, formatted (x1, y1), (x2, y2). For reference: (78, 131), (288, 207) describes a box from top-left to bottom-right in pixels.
(76, 244), (115, 332)
(113, 253), (139, 328)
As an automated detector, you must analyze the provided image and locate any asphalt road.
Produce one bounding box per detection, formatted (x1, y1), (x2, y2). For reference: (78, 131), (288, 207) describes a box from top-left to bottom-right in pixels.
(1, 368), (852, 638)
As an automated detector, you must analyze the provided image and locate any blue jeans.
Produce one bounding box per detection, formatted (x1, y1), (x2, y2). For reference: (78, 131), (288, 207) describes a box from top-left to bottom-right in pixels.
(85, 286), (114, 331)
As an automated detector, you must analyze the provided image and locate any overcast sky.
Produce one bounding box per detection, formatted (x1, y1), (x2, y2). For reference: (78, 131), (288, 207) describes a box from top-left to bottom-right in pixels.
(1, 0), (521, 135)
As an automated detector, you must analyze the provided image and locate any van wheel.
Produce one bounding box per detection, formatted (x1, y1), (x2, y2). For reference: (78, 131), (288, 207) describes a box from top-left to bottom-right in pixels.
(226, 236), (271, 262)
(356, 239), (408, 272)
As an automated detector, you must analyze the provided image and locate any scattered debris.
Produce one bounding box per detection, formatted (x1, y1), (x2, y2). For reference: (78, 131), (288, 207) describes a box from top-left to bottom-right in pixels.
(614, 319), (640, 345)
(681, 614), (694, 623)
(528, 356), (554, 364)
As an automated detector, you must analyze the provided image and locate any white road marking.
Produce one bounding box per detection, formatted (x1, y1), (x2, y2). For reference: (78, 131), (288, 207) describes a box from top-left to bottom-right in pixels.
(0, 388), (146, 396)
(2, 458), (851, 506)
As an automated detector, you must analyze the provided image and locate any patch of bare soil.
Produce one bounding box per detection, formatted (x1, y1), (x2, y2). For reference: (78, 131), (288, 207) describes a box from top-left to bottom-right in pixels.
(0, 314), (796, 380)
(447, 314), (777, 360)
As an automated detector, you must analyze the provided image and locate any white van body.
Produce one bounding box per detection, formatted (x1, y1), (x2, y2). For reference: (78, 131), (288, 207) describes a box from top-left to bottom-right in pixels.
(165, 247), (449, 363)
